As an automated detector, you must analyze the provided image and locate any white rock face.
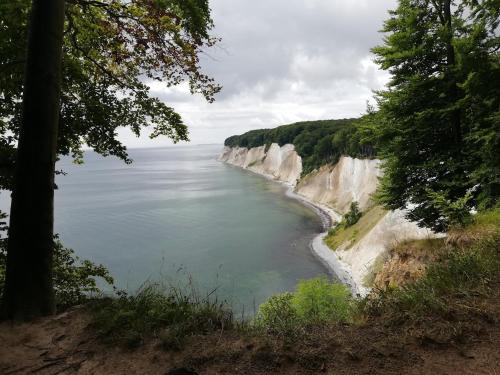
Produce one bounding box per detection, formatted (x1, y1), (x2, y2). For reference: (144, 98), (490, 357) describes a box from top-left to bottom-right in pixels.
(335, 210), (435, 295)
(296, 156), (382, 214)
(219, 143), (302, 185)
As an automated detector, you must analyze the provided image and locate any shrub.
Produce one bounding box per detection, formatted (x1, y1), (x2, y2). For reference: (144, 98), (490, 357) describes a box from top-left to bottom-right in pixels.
(52, 237), (114, 308)
(255, 292), (299, 338)
(293, 277), (353, 323)
(256, 277), (355, 338)
(0, 235), (114, 308)
(91, 283), (234, 349)
(343, 202), (362, 227)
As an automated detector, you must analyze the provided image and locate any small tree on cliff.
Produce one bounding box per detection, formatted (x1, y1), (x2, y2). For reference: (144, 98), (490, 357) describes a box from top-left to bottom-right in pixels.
(0, 0), (220, 320)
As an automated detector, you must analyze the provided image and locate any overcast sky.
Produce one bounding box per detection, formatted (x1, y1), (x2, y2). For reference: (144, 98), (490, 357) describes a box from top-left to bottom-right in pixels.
(118, 0), (397, 148)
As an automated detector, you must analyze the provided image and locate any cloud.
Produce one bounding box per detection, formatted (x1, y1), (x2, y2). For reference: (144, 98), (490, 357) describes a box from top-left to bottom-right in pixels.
(118, 0), (397, 147)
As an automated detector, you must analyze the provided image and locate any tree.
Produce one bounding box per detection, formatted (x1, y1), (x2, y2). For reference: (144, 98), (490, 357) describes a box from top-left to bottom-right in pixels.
(0, 0), (219, 320)
(372, 0), (500, 231)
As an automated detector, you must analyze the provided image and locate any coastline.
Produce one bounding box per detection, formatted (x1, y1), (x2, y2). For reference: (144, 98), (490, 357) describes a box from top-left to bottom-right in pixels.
(287, 188), (369, 296)
(219, 159), (367, 297)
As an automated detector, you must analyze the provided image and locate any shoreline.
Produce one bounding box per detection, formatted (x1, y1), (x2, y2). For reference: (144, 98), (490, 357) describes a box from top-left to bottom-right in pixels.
(220, 159), (366, 296)
(285, 188), (368, 297)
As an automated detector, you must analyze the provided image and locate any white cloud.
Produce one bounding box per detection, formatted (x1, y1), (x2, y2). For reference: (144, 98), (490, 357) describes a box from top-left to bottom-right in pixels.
(118, 0), (397, 147)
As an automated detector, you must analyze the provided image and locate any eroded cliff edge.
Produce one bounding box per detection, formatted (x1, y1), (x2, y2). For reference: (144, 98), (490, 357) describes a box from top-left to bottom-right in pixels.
(219, 143), (434, 296)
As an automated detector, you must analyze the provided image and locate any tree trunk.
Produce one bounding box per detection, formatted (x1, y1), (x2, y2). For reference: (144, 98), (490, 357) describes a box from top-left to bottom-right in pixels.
(1, 0), (65, 320)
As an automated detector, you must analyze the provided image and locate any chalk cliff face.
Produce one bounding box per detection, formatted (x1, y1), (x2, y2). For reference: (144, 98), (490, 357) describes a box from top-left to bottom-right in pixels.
(219, 143), (302, 185)
(296, 157), (382, 214)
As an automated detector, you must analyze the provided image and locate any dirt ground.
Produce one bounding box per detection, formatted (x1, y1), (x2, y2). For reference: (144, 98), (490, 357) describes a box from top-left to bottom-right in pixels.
(0, 303), (498, 375)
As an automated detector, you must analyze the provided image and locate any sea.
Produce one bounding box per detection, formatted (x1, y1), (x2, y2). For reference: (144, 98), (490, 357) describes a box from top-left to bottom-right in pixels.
(0, 144), (331, 312)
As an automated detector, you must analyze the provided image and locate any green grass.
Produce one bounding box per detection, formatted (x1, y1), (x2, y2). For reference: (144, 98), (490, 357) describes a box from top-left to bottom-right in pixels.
(91, 277), (358, 347)
(472, 208), (500, 226)
(446, 208), (500, 248)
(463, 208), (500, 235)
(90, 283), (234, 349)
(325, 205), (387, 250)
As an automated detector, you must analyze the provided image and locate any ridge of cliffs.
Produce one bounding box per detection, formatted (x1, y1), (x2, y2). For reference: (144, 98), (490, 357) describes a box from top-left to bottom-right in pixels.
(219, 143), (434, 295)
(219, 144), (302, 186)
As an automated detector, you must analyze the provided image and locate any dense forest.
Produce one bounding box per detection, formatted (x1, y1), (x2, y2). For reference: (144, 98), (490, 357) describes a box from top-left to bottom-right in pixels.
(224, 118), (376, 173)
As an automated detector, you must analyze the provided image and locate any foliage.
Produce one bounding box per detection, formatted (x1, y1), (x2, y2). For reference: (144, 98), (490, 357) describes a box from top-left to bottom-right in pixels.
(256, 277), (354, 338)
(292, 277), (353, 323)
(426, 189), (474, 229)
(91, 283), (233, 349)
(371, 0), (500, 231)
(367, 234), (500, 321)
(254, 292), (299, 338)
(327, 202), (363, 239)
(0, 236), (113, 308)
(224, 118), (376, 174)
(52, 237), (114, 308)
(343, 202), (362, 227)
(0, 0), (220, 190)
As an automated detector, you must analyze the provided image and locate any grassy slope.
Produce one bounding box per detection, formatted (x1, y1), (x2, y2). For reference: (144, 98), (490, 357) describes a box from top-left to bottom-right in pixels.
(324, 205), (387, 250)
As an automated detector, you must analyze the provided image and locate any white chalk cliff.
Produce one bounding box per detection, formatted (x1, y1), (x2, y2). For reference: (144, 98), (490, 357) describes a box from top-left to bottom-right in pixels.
(296, 157), (382, 214)
(219, 144), (302, 185)
(219, 143), (433, 296)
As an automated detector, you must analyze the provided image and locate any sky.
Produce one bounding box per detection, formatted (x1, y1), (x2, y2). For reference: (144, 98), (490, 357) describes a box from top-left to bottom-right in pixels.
(118, 0), (397, 148)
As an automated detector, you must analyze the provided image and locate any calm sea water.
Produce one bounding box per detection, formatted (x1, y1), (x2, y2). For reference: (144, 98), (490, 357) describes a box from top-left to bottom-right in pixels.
(0, 145), (330, 310)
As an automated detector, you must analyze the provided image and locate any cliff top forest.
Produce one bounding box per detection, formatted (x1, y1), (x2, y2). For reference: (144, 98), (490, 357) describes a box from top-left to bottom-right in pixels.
(224, 118), (376, 173)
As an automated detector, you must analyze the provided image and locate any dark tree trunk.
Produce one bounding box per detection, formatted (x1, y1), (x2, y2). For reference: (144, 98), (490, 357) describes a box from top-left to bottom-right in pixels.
(1, 0), (65, 320)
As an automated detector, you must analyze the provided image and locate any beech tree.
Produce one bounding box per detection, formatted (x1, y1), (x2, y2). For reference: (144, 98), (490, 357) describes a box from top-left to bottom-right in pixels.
(372, 0), (500, 231)
(0, 0), (220, 320)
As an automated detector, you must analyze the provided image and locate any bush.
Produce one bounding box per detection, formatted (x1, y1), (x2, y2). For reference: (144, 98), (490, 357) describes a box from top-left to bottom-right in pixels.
(255, 292), (299, 338)
(293, 277), (353, 323)
(343, 202), (362, 227)
(52, 237), (114, 308)
(0, 235), (114, 308)
(256, 277), (354, 338)
(91, 283), (234, 349)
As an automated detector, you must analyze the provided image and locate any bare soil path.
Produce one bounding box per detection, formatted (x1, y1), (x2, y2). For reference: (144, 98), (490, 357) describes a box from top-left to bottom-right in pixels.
(1, 305), (498, 375)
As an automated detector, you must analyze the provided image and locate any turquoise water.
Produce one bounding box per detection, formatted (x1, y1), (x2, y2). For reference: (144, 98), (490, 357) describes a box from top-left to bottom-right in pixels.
(0, 145), (330, 310)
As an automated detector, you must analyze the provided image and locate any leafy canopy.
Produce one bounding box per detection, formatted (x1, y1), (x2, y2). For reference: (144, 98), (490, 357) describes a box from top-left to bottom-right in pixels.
(0, 0), (220, 190)
(371, 0), (500, 231)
